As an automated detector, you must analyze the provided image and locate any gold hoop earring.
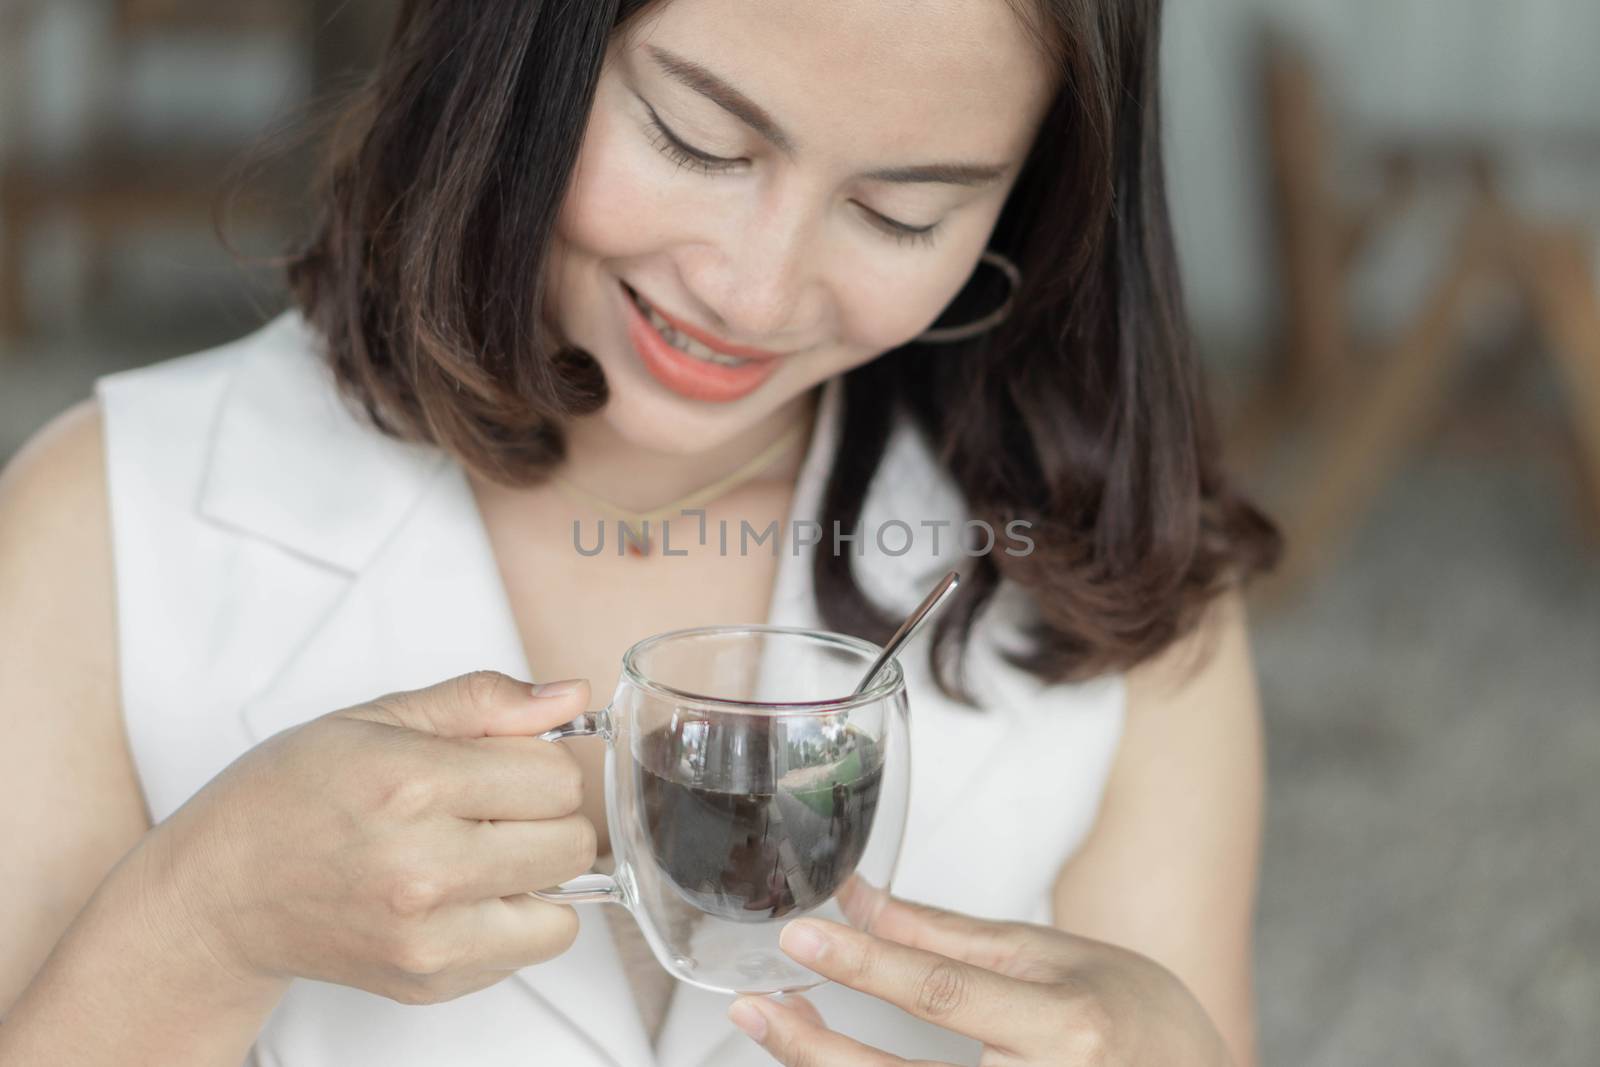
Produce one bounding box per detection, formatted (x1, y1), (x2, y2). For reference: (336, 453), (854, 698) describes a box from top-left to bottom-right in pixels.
(915, 249), (1022, 344)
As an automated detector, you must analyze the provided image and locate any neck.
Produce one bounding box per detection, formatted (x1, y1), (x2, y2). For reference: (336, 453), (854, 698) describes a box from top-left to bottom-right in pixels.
(550, 387), (820, 515)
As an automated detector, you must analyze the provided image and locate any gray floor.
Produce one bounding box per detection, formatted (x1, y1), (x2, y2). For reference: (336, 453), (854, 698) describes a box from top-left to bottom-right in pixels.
(3, 326), (1597, 1064)
(1253, 442), (1600, 1064)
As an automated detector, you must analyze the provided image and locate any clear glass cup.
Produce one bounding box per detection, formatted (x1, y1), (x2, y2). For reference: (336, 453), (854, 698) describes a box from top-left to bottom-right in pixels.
(533, 624), (911, 995)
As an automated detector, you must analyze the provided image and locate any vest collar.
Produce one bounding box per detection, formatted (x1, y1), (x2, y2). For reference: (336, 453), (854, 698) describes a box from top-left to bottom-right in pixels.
(197, 311), (446, 574)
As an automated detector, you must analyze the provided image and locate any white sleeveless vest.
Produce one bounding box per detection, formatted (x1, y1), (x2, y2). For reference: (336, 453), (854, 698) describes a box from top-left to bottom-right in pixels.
(94, 311), (1124, 1067)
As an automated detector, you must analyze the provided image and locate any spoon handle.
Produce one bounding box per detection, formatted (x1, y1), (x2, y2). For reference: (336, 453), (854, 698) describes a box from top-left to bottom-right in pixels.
(852, 570), (961, 696)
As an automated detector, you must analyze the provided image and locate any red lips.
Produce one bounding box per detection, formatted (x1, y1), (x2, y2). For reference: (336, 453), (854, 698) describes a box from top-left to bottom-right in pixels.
(622, 283), (789, 360)
(621, 280), (783, 403)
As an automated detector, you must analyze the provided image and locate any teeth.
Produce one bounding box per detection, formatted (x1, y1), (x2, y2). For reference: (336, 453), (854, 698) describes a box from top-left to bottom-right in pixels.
(629, 287), (752, 367)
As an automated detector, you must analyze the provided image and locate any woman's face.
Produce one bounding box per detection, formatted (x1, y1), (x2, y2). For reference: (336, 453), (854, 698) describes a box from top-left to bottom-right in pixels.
(548, 0), (1054, 454)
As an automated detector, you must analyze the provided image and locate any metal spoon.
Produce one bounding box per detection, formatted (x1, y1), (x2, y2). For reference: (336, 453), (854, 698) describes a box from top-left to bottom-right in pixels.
(851, 569), (961, 696)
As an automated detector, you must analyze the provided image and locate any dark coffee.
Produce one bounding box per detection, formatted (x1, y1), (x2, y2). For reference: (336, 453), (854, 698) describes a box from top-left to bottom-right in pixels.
(635, 721), (884, 921)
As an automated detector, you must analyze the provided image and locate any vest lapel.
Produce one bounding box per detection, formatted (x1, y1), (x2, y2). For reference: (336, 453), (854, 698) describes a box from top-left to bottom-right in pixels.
(197, 312), (446, 575)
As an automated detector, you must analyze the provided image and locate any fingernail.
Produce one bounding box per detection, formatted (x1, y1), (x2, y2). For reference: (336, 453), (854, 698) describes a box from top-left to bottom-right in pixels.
(780, 920), (829, 964)
(728, 998), (769, 1041)
(530, 679), (583, 699)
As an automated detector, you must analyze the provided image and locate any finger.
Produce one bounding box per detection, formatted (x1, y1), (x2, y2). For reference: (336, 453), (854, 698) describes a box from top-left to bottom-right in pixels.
(348, 671), (591, 739)
(777, 919), (1050, 1048)
(454, 891), (582, 971)
(836, 879), (1024, 970)
(835, 873), (885, 928)
(849, 889), (1043, 977)
(426, 733), (586, 821)
(728, 996), (954, 1067)
(451, 815), (599, 901)
(774, 993), (825, 1028)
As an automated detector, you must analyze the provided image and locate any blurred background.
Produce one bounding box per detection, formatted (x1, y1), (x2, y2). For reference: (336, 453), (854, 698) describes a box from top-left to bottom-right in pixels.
(3, 1), (1597, 1062)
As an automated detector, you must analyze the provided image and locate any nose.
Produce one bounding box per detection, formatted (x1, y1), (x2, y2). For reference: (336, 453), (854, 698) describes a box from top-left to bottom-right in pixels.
(680, 188), (823, 346)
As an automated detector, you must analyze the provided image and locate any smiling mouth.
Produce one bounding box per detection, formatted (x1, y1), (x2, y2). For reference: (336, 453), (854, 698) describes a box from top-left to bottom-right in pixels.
(621, 283), (759, 368)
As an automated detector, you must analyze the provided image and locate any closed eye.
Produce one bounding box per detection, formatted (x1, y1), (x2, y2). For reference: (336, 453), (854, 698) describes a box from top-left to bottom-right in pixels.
(640, 96), (940, 247)
(641, 102), (743, 175)
(854, 202), (942, 247)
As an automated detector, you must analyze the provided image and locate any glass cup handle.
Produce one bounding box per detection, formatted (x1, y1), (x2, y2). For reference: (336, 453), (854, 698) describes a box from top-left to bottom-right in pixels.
(538, 709), (610, 743)
(531, 707), (622, 905)
(529, 873), (621, 903)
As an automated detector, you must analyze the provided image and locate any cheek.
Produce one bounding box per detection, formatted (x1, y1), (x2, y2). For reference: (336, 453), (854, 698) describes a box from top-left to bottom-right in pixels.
(555, 111), (671, 260)
(838, 249), (990, 353)
(842, 297), (929, 354)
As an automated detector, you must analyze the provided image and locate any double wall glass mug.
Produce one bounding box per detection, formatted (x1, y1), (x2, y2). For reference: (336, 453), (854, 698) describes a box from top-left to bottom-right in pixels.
(533, 625), (911, 995)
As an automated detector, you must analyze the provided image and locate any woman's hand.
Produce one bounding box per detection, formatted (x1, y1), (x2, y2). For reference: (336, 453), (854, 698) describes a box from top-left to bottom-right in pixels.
(727, 891), (1235, 1067)
(144, 671), (598, 1006)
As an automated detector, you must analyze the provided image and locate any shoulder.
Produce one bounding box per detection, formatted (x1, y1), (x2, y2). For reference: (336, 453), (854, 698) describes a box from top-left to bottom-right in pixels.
(92, 310), (363, 517)
(1111, 588), (1261, 796)
(94, 311), (315, 426)
(0, 399), (110, 569)
(1123, 587), (1257, 720)
(0, 399), (120, 768)
(0, 398), (116, 684)
(1051, 585), (1263, 870)
(92, 309), (331, 417)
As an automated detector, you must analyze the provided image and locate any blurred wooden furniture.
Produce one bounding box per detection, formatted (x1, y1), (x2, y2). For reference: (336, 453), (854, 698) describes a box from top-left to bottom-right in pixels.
(0, 0), (392, 344)
(0, 0), (48, 341)
(1520, 221), (1600, 530)
(1236, 29), (1600, 597)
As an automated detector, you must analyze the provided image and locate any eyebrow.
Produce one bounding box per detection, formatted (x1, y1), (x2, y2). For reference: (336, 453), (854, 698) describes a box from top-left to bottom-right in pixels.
(645, 45), (1010, 188)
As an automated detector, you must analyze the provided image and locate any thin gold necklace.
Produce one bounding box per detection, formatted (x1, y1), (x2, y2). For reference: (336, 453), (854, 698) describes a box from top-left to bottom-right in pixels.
(551, 419), (809, 557)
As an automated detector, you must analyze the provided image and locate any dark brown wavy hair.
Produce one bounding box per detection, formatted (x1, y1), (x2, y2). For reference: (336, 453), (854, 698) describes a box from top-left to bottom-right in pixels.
(280, 0), (1281, 708)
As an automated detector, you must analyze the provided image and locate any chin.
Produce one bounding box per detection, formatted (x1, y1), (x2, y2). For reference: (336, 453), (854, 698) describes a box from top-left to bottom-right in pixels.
(580, 369), (739, 457)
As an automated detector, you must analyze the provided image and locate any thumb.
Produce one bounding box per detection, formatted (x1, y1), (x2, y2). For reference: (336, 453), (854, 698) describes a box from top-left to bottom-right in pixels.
(346, 671), (592, 739)
(770, 993), (825, 1028)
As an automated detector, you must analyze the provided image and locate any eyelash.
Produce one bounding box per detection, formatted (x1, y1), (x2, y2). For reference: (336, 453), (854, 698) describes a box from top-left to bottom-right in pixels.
(641, 108), (942, 248)
(642, 110), (741, 176)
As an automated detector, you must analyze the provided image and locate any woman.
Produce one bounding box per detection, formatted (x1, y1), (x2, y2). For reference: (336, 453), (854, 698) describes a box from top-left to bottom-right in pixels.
(0, 0), (1279, 1064)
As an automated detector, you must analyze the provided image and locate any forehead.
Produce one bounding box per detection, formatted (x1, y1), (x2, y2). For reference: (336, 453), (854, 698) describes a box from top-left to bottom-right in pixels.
(621, 0), (1056, 168)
